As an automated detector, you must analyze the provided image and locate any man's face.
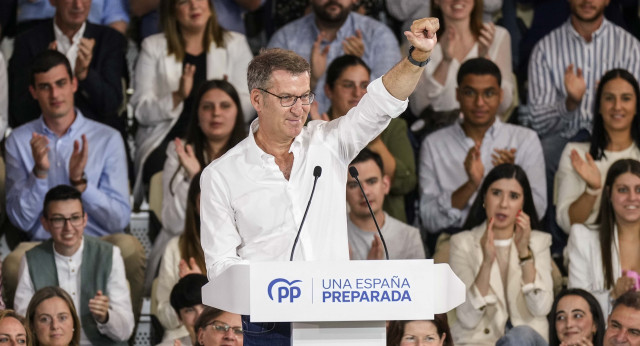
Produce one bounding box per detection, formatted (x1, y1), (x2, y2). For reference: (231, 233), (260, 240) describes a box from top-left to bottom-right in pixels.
(346, 159), (389, 219)
(311, 0), (357, 23)
(29, 64), (77, 121)
(456, 73), (502, 129)
(253, 70), (311, 142)
(605, 305), (640, 346)
(569, 0), (610, 23)
(41, 199), (86, 256)
(50, 0), (92, 29)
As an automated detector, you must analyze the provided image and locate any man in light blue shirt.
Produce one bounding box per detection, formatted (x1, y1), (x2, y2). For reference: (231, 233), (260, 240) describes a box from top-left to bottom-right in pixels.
(214, 0), (264, 34)
(267, 0), (401, 114)
(419, 58), (546, 255)
(2, 50), (144, 326)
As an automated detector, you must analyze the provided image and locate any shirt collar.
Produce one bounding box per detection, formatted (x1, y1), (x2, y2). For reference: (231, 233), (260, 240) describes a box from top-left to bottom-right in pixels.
(455, 116), (502, 140)
(247, 118), (304, 166)
(565, 17), (610, 41)
(53, 236), (85, 262)
(39, 109), (86, 138)
(53, 20), (86, 47)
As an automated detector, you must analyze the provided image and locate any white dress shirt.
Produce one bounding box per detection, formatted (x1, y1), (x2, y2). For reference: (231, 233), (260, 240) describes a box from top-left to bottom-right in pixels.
(53, 21), (86, 73)
(201, 77), (408, 280)
(14, 238), (134, 344)
(419, 118), (547, 233)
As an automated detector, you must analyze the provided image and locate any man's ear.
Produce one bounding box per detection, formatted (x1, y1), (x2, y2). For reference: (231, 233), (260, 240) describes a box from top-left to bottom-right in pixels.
(41, 214), (51, 233)
(250, 89), (263, 113)
(382, 174), (391, 195)
(29, 85), (37, 100)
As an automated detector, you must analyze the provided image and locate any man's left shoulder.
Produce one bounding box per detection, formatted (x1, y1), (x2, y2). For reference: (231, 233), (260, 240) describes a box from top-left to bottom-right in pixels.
(85, 22), (126, 46)
(501, 122), (539, 141)
(385, 214), (419, 234)
(352, 12), (395, 36)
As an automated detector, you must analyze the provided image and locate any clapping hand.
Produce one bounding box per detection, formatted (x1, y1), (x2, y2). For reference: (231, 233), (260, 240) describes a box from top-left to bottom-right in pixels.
(88, 290), (110, 324)
(570, 149), (601, 191)
(342, 29), (365, 57)
(174, 138), (201, 179)
(478, 23), (496, 58)
(480, 217), (496, 265)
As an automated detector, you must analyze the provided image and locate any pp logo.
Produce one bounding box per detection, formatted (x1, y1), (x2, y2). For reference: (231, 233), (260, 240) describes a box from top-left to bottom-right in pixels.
(268, 278), (302, 303)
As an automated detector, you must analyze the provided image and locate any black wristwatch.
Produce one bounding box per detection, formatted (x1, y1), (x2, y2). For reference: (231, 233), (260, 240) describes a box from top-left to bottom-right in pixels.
(70, 172), (87, 186)
(408, 46), (431, 67)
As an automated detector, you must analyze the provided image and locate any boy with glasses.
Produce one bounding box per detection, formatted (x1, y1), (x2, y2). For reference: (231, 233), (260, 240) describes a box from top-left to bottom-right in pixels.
(13, 184), (134, 345)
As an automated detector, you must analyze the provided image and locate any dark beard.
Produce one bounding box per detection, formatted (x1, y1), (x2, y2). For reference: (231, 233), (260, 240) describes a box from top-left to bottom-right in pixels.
(572, 6), (605, 23)
(313, 1), (351, 25)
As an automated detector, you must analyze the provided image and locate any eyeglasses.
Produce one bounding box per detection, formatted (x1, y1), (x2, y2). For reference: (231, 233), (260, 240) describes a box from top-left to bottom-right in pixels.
(206, 321), (243, 335)
(258, 88), (315, 107)
(48, 214), (84, 229)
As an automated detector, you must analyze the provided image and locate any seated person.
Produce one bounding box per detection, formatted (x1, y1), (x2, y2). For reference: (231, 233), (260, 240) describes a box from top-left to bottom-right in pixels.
(387, 313), (453, 345)
(131, 0), (252, 208)
(567, 159), (640, 315)
(156, 174), (206, 343)
(159, 274), (208, 346)
(8, 0), (127, 132)
(346, 148), (424, 260)
(267, 0), (401, 113)
(3, 51), (144, 320)
(25, 286), (81, 346)
(556, 69), (640, 234)
(316, 55), (416, 222)
(194, 307), (242, 346)
(449, 164), (553, 345)
(15, 185), (134, 345)
(419, 58), (545, 257)
(0, 309), (30, 346)
(548, 288), (605, 346)
(0, 51), (6, 138)
(408, 0), (513, 122)
(604, 291), (640, 346)
(144, 80), (247, 293)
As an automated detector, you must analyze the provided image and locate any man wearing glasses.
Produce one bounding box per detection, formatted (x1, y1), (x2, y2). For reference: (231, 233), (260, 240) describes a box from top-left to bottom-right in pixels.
(13, 185), (134, 345)
(201, 17), (439, 345)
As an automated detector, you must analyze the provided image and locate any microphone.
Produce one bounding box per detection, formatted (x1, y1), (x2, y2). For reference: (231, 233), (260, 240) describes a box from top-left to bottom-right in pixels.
(348, 166), (389, 260)
(290, 166), (322, 261)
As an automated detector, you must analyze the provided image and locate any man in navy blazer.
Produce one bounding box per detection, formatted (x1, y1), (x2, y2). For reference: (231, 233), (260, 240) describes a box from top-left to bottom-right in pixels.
(8, 0), (126, 133)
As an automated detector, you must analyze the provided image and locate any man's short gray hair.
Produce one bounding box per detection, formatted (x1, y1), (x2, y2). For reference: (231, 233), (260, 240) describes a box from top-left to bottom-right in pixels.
(247, 48), (311, 91)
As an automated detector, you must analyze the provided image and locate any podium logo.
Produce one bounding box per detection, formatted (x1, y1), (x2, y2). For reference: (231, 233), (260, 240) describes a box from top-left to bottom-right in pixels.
(268, 278), (302, 303)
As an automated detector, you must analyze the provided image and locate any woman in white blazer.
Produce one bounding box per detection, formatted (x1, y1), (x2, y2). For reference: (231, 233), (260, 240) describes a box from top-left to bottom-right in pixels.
(567, 159), (640, 316)
(131, 0), (253, 206)
(449, 164), (553, 346)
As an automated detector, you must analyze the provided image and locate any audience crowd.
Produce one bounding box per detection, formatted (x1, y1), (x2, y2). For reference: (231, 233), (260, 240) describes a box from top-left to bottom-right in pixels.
(1, 0), (640, 345)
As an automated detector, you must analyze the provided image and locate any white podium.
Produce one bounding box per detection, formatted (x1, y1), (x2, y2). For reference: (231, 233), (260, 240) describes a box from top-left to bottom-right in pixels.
(202, 259), (464, 345)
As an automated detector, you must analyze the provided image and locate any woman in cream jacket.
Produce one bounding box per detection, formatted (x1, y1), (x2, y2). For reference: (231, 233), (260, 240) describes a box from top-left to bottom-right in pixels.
(449, 164), (553, 345)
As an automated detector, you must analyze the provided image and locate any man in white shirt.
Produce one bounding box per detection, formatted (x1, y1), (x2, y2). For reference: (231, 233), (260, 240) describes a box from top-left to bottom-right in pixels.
(346, 148), (425, 260)
(201, 17), (440, 344)
(419, 58), (546, 258)
(14, 185), (134, 345)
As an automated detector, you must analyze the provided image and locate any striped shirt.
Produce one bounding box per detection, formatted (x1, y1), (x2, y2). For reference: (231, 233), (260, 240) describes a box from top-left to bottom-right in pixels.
(525, 19), (640, 139)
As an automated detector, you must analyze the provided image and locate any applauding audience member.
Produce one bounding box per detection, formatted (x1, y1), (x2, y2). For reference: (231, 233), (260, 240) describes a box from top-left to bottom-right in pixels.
(15, 186), (134, 345)
(409, 0), (514, 124)
(145, 80), (247, 292)
(268, 0), (401, 113)
(604, 291), (640, 346)
(25, 286), (81, 346)
(346, 149), (424, 260)
(567, 159), (640, 315)
(157, 274), (208, 346)
(556, 69), (640, 234)
(131, 0), (252, 207)
(319, 55), (415, 222)
(548, 288), (605, 346)
(156, 175), (206, 343)
(449, 164), (552, 345)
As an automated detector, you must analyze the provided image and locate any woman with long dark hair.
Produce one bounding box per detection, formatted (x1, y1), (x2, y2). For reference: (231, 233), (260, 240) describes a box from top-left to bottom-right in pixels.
(567, 159), (640, 315)
(548, 288), (605, 346)
(556, 69), (640, 234)
(131, 0), (252, 207)
(449, 164), (552, 345)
